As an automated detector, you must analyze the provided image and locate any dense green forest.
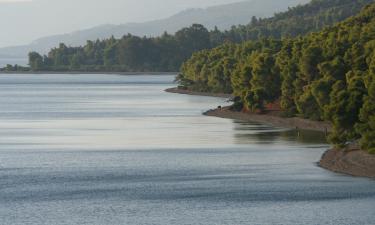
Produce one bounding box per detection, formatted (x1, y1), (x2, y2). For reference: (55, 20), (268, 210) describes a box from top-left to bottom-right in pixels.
(178, 3), (375, 153)
(26, 0), (372, 72)
(219, 0), (373, 43)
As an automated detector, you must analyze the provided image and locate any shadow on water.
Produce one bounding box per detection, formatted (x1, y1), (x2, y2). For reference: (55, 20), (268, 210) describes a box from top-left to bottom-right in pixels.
(232, 120), (328, 145)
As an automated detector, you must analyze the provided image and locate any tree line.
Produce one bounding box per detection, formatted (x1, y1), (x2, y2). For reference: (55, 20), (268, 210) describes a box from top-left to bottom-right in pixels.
(177, 3), (375, 153)
(28, 24), (211, 72)
(26, 0), (371, 72)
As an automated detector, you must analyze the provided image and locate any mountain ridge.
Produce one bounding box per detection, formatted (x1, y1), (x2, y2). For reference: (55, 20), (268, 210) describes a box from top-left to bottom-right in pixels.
(0, 0), (308, 62)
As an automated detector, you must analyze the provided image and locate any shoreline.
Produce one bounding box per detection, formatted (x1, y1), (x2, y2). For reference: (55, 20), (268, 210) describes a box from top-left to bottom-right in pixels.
(205, 106), (332, 133)
(166, 88), (375, 179)
(319, 148), (375, 178)
(0, 71), (178, 75)
(165, 87), (233, 98)
(207, 107), (375, 178)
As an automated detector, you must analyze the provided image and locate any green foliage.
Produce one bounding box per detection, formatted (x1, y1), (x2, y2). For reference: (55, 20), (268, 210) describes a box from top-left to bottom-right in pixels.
(25, 0), (371, 72)
(28, 52), (44, 71)
(180, 42), (239, 93)
(325, 80), (365, 146)
(224, 0), (373, 43)
(27, 24), (212, 72)
(296, 87), (322, 120)
(178, 2), (375, 153)
(0, 64), (29, 72)
(247, 51), (280, 111)
(356, 76), (375, 154)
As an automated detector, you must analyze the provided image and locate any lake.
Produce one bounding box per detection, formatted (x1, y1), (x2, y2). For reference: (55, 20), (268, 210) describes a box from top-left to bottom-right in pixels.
(0, 74), (374, 225)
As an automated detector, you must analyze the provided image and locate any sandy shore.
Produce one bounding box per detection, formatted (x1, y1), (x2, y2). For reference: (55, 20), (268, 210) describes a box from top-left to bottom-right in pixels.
(205, 106), (332, 132)
(166, 88), (331, 132)
(205, 107), (375, 178)
(320, 148), (375, 178)
(165, 87), (233, 98)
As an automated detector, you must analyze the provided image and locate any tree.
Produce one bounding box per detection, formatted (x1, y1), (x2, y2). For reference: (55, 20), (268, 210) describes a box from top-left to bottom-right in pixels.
(175, 2), (375, 153)
(103, 43), (118, 68)
(25, 0), (371, 73)
(175, 24), (211, 60)
(247, 51), (280, 111)
(356, 76), (375, 153)
(28, 52), (44, 71)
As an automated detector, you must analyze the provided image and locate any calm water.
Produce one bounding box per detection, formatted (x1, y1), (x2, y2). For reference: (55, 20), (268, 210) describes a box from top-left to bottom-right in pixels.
(0, 74), (374, 225)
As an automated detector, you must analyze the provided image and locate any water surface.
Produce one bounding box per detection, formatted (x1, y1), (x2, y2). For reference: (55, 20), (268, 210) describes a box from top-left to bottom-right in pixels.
(0, 74), (374, 225)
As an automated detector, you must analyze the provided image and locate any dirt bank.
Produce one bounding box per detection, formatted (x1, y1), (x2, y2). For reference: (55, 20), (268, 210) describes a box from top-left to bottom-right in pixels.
(165, 88), (233, 98)
(205, 106), (332, 132)
(319, 148), (375, 178)
(207, 107), (375, 178)
(167, 88), (375, 178)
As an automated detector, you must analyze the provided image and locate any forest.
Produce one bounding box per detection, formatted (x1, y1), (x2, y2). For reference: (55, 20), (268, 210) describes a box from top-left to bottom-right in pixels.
(25, 0), (372, 72)
(177, 3), (375, 153)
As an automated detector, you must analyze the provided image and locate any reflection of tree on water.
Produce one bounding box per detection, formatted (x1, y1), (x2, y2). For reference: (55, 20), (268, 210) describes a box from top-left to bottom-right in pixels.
(232, 121), (328, 145)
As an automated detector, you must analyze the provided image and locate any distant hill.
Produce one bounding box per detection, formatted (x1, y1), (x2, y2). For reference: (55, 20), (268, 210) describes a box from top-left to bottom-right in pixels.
(0, 0), (308, 64)
(23, 0), (370, 73)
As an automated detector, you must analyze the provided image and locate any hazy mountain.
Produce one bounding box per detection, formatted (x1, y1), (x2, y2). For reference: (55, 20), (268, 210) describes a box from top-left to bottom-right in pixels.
(0, 0), (244, 48)
(0, 0), (309, 64)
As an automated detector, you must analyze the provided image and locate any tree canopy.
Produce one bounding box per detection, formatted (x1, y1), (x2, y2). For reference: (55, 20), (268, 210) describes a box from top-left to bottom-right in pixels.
(178, 2), (375, 153)
(27, 0), (371, 72)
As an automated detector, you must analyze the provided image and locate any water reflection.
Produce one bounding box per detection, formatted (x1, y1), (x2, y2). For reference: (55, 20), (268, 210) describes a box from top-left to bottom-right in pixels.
(233, 120), (328, 145)
(0, 74), (374, 225)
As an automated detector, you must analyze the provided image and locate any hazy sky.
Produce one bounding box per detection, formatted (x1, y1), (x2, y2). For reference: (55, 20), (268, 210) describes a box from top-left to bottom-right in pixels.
(0, 0), (242, 47)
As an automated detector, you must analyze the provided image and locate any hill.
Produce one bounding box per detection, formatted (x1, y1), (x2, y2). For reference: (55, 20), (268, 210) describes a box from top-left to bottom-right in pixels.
(0, 0), (308, 63)
(22, 0), (372, 73)
(178, 1), (375, 153)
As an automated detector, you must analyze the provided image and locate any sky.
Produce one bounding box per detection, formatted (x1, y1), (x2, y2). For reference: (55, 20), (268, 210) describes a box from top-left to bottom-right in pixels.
(0, 0), (242, 47)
